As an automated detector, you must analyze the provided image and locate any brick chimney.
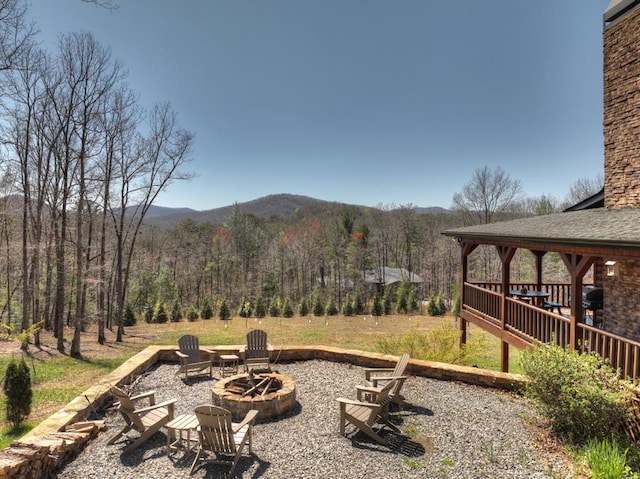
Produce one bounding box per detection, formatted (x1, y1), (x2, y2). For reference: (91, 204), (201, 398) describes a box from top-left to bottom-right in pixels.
(603, 0), (640, 209)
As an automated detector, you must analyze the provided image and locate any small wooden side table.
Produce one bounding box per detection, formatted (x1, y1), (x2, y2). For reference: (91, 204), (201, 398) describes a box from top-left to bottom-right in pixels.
(219, 354), (239, 377)
(166, 413), (198, 459)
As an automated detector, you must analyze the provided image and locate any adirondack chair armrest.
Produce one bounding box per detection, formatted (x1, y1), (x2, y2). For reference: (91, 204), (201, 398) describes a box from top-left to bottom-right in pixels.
(336, 397), (378, 408)
(130, 390), (157, 405)
(363, 368), (394, 381)
(370, 375), (409, 387)
(133, 398), (177, 415)
(233, 409), (259, 432)
(200, 348), (216, 357)
(175, 351), (188, 359)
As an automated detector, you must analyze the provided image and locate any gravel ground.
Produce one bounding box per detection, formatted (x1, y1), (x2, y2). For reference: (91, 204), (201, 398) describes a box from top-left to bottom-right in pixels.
(51, 360), (570, 479)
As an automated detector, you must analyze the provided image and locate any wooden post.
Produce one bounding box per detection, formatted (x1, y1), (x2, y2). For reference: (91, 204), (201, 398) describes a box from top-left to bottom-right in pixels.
(497, 246), (516, 372)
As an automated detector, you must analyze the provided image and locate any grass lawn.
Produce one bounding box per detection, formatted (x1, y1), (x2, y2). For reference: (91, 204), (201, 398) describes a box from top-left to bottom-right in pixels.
(0, 312), (522, 449)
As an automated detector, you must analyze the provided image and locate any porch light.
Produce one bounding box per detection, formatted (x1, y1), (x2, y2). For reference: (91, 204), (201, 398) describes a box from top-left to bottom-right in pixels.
(605, 260), (619, 277)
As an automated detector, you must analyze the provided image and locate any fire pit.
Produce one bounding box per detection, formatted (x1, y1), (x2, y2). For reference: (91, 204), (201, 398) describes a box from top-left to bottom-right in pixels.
(211, 372), (296, 420)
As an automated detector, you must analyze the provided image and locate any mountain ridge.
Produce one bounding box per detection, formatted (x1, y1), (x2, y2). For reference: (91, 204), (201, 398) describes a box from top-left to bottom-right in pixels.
(143, 193), (452, 227)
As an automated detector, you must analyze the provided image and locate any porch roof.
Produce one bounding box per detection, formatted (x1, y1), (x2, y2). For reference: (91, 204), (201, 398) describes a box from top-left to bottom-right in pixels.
(442, 207), (640, 257)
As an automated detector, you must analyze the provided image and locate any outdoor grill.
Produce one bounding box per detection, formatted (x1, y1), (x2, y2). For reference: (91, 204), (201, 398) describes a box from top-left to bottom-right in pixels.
(582, 286), (603, 311)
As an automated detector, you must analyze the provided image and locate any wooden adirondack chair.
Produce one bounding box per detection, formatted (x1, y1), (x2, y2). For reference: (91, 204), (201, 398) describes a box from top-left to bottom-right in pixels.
(336, 378), (401, 446)
(176, 334), (214, 379)
(190, 405), (259, 477)
(362, 353), (410, 406)
(107, 386), (177, 453)
(356, 375), (409, 409)
(240, 329), (272, 373)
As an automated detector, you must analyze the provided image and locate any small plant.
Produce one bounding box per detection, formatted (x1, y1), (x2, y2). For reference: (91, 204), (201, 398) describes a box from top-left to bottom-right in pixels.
(585, 437), (638, 479)
(143, 303), (154, 323)
(255, 297), (266, 318)
(123, 303), (137, 326)
(269, 296), (281, 317)
(186, 305), (199, 322)
(170, 299), (182, 322)
(370, 292), (383, 316)
(238, 298), (252, 318)
(201, 300), (214, 319)
(325, 298), (338, 316)
(282, 298), (294, 318)
(153, 301), (168, 324)
(312, 294), (324, 316)
(218, 299), (231, 321)
(3, 357), (32, 430)
(297, 298), (309, 317)
(342, 297), (354, 316)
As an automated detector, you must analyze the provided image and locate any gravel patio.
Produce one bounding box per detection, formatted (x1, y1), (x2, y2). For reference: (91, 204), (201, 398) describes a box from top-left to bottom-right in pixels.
(51, 359), (571, 478)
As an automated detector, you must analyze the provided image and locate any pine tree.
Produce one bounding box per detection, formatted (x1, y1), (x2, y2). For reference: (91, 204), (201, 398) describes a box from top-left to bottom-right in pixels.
(3, 357), (32, 429)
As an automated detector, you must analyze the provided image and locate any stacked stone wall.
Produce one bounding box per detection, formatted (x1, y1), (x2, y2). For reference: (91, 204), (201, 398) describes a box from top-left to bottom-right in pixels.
(604, 4), (640, 210)
(603, 259), (640, 338)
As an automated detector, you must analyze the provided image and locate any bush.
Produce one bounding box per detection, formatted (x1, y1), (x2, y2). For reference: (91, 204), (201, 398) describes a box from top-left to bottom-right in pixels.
(326, 298), (338, 316)
(375, 322), (484, 365)
(218, 299), (231, 321)
(282, 298), (294, 318)
(297, 298), (309, 317)
(201, 300), (214, 320)
(520, 343), (632, 444)
(255, 297), (266, 318)
(427, 293), (448, 316)
(238, 299), (252, 318)
(342, 299), (354, 316)
(186, 305), (199, 322)
(269, 297), (280, 317)
(312, 295), (324, 316)
(143, 303), (154, 323)
(154, 301), (168, 324)
(170, 299), (182, 322)
(370, 292), (383, 316)
(123, 303), (137, 326)
(3, 357), (32, 429)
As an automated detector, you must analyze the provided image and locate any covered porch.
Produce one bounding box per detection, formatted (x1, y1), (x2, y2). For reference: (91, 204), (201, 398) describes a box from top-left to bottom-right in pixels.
(444, 208), (640, 381)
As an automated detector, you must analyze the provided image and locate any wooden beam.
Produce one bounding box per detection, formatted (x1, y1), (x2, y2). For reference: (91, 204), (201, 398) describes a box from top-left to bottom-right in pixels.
(560, 253), (596, 351)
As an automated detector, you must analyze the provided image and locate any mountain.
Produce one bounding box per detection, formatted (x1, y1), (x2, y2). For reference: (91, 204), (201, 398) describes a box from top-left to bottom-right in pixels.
(141, 193), (452, 227)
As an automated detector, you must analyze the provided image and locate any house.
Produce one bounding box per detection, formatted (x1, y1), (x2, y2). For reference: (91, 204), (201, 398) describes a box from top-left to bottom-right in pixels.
(442, 0), (640, 380)
(362, 267), (423, 287)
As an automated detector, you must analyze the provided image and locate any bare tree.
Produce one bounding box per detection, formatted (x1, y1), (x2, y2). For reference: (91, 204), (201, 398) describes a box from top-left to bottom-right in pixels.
(109, 102), (194, 342)
(563, 174), (604, 207)
(452, 165), (523, 225)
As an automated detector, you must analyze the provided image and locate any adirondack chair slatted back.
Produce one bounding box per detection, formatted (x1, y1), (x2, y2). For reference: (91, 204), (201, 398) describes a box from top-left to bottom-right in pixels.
(111, 386), (145, 431)
(195, 405), (238, 454)
(245, 330), (268, 360)
(178, 334), (202, 363)
(393, 353), (410, 377)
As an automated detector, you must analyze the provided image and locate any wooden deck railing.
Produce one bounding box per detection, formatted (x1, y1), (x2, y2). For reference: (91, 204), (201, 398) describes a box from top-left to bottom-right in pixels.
(470, 281), (573, 306)
(577, 324), (640, 382)
(462, 282), (640, 381)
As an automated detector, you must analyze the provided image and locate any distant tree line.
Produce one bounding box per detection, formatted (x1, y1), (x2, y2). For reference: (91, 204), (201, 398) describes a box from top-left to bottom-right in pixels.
(0, 1), (604, 356)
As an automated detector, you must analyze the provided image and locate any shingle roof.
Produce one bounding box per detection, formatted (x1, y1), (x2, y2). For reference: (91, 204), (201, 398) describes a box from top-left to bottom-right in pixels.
(442, 208), (640, 255)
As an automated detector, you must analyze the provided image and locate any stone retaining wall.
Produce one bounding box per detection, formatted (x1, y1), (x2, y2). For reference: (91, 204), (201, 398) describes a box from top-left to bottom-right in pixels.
(0, 345), (527, 478)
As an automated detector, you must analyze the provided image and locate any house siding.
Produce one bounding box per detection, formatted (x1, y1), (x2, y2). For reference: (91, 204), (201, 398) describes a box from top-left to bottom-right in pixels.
(604, 4), (640, 210)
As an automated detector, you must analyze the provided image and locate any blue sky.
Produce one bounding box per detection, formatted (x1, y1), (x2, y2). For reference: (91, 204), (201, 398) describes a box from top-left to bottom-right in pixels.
(28, 1), (609, 211)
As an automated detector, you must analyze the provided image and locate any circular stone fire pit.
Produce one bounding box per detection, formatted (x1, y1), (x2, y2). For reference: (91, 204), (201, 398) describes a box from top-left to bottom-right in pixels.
(211, 372), (296, 420)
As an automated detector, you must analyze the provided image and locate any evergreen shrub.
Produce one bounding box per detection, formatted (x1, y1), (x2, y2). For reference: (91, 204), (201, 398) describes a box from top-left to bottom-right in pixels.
(3, 357), (32, 429)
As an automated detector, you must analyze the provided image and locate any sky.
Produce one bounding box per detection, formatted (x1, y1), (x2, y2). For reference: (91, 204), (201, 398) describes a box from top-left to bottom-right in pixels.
(27, 0), (610, 211)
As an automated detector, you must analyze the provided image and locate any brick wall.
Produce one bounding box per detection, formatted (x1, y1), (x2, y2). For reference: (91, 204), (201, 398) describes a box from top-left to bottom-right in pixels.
(604, 4), (640, 210)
